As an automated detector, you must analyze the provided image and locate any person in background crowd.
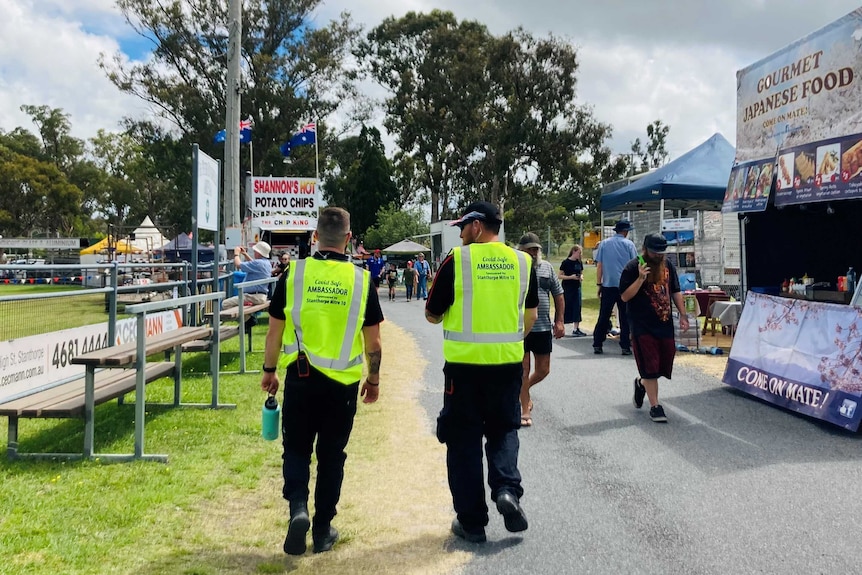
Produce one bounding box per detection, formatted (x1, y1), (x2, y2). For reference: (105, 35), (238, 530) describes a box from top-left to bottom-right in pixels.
(365, 249), (386, 290)
(620, 233), (688, 423)
(402, 260), (416, 301)
(415, 252), (432, 300)
(593, 220), (638, 355)
(518, 233), (564, 427)
(386, 262), (399, 301)
(273, 251), (291, 277)
(261, 206), (383, 555)
(559, 245), (585, 337)
(425, 201), (538, 544)
(223, 241), (273, 308)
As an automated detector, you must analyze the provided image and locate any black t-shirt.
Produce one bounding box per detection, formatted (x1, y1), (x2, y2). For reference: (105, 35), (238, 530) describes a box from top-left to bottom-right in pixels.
(559, 258), (583, 290)
(619, 258), (681, 338)
(386, 269), (398, 285)
(426, 245), (538, 375)
(269, 250), (384, 327)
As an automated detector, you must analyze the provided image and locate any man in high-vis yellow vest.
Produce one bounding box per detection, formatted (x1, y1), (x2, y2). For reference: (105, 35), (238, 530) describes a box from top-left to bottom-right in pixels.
(261, 207), (383, 556)
(425, 201), (538, 544)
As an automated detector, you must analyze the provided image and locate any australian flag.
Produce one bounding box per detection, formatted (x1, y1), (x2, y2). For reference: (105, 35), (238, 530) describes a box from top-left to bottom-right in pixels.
(280, 122), (316, 157)
(214, 117), (253, 144)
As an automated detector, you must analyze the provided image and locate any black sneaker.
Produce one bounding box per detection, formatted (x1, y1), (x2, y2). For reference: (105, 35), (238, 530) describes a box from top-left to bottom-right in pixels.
(573, 329), (586, 337)
(593, 347), (603, 354)
(283, 503), (310, 555)
(633, 378), (646, 409)
(451, 518), (487, 543)
(649, 404), (668, 423)
(312, 525), (339, 553)
(621, 348), (633, 356)
(495, 492), (528, 532)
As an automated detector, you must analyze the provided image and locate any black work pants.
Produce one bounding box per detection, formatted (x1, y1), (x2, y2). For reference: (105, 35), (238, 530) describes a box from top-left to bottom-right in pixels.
(436, 363), (524, 530)
(281, 363), (358, 530)
(592, 286), (631, 351)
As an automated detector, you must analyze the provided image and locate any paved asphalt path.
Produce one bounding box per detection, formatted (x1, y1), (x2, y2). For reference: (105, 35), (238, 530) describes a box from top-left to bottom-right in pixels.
(381, 294), (862, 575)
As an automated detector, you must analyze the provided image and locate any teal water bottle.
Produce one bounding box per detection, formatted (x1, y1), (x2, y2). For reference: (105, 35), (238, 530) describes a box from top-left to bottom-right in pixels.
(262, 395), (280, 441)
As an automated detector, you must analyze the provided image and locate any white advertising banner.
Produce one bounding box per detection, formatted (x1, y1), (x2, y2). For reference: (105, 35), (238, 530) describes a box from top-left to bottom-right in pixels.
(253, 215), (318, 231)
(725, 8), (862, 212)
(246, 177), (320, 214)
(0, 310), (183, 404)
(735, 9), (862, 163)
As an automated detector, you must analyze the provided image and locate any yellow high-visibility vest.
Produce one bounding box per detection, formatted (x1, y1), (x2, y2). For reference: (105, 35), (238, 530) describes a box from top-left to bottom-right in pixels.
(281, 257), (370, 384)
(442, 243), (529, 365)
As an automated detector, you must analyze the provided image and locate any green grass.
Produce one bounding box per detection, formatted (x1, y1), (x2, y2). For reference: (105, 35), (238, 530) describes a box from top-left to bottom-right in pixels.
(0, 285), (133, 340)
(0, 332), (279, 574)
(0, 317), (466, 575)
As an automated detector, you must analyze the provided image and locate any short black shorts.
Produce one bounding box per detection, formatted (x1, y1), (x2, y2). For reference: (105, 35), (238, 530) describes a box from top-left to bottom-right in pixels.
(524, 330), (553, 355)
(373, 277), (382, 287)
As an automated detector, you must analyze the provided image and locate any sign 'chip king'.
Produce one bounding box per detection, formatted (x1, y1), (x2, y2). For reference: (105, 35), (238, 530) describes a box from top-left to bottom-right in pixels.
(246, 177), (320, 213)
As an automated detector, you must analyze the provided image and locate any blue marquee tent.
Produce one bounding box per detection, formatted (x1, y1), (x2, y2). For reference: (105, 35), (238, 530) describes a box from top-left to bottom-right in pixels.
(155, 233), (215, 263)
(600, 133), (735, 212)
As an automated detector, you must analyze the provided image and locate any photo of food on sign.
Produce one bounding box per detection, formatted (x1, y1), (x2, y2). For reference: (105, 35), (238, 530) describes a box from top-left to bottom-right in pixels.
(816, 143), (840, 184)
(842, 139), (862, 181)
(755, 162), (773, 198)
(777, 152), (794, 189)
(733, 166), (747, 200)
(795, 151), (815, 186)
(745, 164), (760, 198)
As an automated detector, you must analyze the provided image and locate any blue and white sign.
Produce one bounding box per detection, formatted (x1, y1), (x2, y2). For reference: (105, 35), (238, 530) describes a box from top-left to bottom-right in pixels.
(195, 149), (220, 232)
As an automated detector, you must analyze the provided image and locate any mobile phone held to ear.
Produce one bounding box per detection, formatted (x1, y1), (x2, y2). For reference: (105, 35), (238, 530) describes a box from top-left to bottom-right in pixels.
(638, 255), (646, 266)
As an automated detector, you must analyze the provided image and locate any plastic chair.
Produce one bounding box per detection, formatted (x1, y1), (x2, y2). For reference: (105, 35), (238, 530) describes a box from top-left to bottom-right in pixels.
(701, 294), (731, 336)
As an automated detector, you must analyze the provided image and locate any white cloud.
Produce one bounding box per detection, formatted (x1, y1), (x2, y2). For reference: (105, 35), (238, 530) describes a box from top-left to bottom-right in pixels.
(3, 0), (860, 162)
(0, 0), (148, 140)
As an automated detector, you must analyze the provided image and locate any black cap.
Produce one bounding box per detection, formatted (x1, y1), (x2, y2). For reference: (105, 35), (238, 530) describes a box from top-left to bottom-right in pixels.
(518, 232), (542, 249)
(449, 201), (503, 228)
(643, 233), (668, 254)
(613, 219), (633, 232)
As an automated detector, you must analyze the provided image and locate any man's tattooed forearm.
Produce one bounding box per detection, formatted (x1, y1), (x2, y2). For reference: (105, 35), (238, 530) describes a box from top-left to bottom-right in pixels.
(366, 350), (381, 375)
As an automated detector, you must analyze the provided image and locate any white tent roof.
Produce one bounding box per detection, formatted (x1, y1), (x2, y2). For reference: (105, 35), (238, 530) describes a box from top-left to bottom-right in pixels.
(381, 239), (431, 253)
(131, 216), (170, 253)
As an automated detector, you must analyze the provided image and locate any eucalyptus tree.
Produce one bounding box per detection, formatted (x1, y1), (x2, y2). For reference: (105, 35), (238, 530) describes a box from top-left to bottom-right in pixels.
(324, 126), (400, 238)
(361, 11), (622, 223)
(103, 0), (364, 225)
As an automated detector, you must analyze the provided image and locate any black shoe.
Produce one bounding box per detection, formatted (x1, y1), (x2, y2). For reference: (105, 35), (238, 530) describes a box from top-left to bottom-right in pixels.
(495, 492), (528, 533)
(312, 526), (339, 553)
(573, 329), (587, 337)
(593, 347), (603, 354)
(633, 378), (646, 409)
(621, 348), (633, 356)
(649, 404), (668, 423)
(283, 503), (310, 555)
(451, 518), (487, 543)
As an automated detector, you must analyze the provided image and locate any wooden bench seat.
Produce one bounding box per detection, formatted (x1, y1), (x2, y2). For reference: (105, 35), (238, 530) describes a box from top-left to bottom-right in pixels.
(0, 363), (175, 419)
(214, 301), (270, 320)
(181, 325), (240, 352)
(71, 326), (212, 367)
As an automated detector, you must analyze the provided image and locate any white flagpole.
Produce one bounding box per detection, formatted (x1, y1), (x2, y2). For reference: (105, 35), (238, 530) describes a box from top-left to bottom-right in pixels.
(249, 140), (254, 177)
(314, 119), (320, 181)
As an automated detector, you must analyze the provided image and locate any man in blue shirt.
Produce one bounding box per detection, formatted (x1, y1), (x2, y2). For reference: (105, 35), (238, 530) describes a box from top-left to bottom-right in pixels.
(415, 252), (431, 300)
(593, 220), (638, 355)
(365, 249), (386, 290)
(223, 241), (273, 308)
